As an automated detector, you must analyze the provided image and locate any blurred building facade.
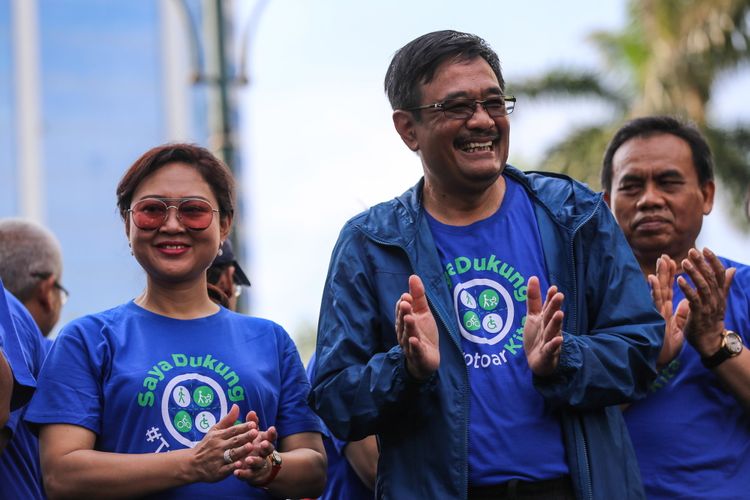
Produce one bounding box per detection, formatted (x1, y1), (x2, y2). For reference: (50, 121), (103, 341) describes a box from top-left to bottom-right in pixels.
(0, 0), (243, 331)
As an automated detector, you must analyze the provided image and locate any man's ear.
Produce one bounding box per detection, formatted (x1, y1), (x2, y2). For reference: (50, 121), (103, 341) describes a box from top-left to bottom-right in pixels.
(701, 180), (715, 215)
(392, 110), (420, 152)
(603, 190), (612, 208)
(37, 276), (57, 313)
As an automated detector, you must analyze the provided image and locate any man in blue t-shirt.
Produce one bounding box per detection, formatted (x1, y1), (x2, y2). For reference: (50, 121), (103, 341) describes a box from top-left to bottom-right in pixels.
(0, 283), (38, 420)
(311, 30), (663, 499)
(0, 219), (68, 499)
(1, 281), (46, 499)
(603, 115), (750, 499)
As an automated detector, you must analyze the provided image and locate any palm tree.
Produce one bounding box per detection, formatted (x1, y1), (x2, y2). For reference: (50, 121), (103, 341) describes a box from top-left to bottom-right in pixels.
(514, 0), (750, 220)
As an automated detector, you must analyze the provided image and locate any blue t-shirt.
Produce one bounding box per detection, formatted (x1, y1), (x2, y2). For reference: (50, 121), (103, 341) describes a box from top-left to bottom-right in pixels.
(625, 257), (750, 499)
(0, 285), (37, 408)
(426, 176), (568, 485)
(306, 353), (373, 500)
(0, 289), (47, 500)
(25, 302), (323, 499)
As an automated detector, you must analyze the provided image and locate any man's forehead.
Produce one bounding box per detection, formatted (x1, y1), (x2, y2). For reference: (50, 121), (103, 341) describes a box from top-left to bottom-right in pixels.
(612, 134), (694, 178)
(421, 57), (501, 96)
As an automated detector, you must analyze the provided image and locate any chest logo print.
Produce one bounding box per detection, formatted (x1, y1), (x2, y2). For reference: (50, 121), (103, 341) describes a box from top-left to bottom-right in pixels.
(454, 278), (514, 345)
(161, 373), (228, 447)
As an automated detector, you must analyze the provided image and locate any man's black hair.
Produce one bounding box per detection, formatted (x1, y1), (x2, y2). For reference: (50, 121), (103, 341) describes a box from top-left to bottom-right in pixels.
(384, 30), (503, 115)
(601, 115), (714, 192)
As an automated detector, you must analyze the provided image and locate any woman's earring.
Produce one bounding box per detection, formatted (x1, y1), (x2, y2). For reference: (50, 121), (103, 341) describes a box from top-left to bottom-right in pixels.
(129, 242), (133, 256)
(217, 243), (223, 257)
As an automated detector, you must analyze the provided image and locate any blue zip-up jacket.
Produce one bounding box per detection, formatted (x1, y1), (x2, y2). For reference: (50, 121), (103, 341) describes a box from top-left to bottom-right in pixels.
(311, 166), (663, 499)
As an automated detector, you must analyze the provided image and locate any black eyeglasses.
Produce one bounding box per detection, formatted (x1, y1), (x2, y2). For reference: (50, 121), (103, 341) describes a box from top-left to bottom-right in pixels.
(406, 95), (516, 120)
(128, 197), (219, 231)
(30, 272), (69, 304)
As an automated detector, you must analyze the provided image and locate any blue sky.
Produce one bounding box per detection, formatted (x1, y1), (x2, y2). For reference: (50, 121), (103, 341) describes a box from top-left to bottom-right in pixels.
(234, 0), (750, 334)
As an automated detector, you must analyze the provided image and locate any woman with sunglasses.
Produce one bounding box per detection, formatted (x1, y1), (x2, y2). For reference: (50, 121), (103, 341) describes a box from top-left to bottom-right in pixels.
(25, 144), (326, 498)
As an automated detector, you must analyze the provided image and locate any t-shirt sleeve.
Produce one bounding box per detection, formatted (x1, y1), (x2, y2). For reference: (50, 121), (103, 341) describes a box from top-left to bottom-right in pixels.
(273, 325), (324, 439)
(24, 319), (107, 434)
(0, 289), (37, 410)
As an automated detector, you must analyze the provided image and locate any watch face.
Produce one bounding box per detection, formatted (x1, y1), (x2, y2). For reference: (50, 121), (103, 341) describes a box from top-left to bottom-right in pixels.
(271, 450), (282, 466)
(724, 332), (743, 355)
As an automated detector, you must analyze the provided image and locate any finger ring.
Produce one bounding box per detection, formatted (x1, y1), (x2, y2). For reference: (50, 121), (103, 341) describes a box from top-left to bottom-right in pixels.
(223, 449), (235, 465)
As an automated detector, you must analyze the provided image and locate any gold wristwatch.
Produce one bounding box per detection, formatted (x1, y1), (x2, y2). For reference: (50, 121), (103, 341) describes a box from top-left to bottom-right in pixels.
(701, 330), (743, 369)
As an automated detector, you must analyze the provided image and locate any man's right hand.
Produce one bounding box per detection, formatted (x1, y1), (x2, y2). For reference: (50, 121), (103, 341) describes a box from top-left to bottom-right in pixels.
(648, 254), (688, 369)
(395, 275), (439, 381)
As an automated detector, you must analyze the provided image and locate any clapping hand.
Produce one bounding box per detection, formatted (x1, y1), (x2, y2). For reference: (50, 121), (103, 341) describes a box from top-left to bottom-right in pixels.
(677, 248), (735, 357)
(523, 276), (564, 377)
(232, 410), (279, 485)
(648, 254), (688, 368)
(190, 404), (258, 483)
(395, 275), (440, 381)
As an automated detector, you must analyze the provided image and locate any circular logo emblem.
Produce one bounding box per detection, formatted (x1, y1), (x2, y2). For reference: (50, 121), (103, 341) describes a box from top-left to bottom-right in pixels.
(454, 278), (514, 345)
(161, 373), (228, 447)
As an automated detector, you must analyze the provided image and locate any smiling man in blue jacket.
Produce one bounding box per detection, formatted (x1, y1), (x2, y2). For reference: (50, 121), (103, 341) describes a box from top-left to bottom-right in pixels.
(310, 30), (663, 499)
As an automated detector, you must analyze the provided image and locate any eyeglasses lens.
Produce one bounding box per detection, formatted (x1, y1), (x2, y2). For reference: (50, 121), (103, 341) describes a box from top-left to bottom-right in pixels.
(178, 200), (214, 229)
(132, 199), (214, 230)
(443, 98), (514, 120)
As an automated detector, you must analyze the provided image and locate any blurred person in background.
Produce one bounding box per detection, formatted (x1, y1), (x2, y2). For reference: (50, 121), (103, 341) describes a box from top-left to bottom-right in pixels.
(0, 280), (46, 499)
(0, 219), (61, 498)
(0, 282), (39, 428)
(25, 143), (326, 499)
(207, 239), (251, 311)
(306, 352), (377, 500)
(602, 115), (750, 499)
(0, 218), (67, 346)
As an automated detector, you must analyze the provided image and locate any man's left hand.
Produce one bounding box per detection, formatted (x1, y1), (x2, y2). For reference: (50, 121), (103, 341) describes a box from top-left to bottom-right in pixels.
(523, 276), (564, 377)
(678, 247), (736, 357)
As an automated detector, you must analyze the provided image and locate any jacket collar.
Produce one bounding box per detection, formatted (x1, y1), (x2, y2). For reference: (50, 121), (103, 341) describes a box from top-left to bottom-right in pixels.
(354, 164), (603, 246)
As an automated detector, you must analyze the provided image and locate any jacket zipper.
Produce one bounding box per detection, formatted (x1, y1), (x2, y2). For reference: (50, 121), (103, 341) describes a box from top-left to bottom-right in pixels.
(424, 292), (470, 499)
(366, 232), (471, 498)
(568, 201), (599, 500)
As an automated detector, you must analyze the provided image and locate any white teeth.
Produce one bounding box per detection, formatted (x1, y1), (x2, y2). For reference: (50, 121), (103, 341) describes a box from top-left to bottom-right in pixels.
(163, 245), (185, 249)
(461, 141), (493, 153)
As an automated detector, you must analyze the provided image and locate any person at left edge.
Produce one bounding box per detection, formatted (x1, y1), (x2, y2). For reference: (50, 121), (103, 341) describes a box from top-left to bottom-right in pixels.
(0, 282), (41, 499)
(24, 144), (326, 499)
(0, 281), (39, 427)
(0, 250), (50, 499)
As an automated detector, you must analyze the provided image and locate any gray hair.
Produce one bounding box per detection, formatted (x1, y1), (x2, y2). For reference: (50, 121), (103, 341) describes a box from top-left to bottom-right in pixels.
(0, 218), (63, 302)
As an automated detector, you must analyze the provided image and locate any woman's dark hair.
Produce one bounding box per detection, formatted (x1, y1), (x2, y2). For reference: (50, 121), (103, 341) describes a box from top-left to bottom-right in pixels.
(116, 143), (236, 222)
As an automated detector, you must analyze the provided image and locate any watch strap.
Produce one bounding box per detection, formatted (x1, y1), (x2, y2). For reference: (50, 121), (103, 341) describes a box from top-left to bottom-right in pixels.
(701, 346), (732, 369)
(257, 453), (282, 488)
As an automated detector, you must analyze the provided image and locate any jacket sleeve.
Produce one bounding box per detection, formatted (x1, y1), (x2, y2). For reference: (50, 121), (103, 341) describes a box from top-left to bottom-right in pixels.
(533, 204), (663, 409)
(309, 224), (437, 441)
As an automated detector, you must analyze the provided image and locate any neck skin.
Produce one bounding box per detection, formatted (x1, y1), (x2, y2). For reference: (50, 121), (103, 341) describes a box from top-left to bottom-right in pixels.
(422, 175), (506, 226)
(636, 245), (692, 278)
(135, 276), (219, 319)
